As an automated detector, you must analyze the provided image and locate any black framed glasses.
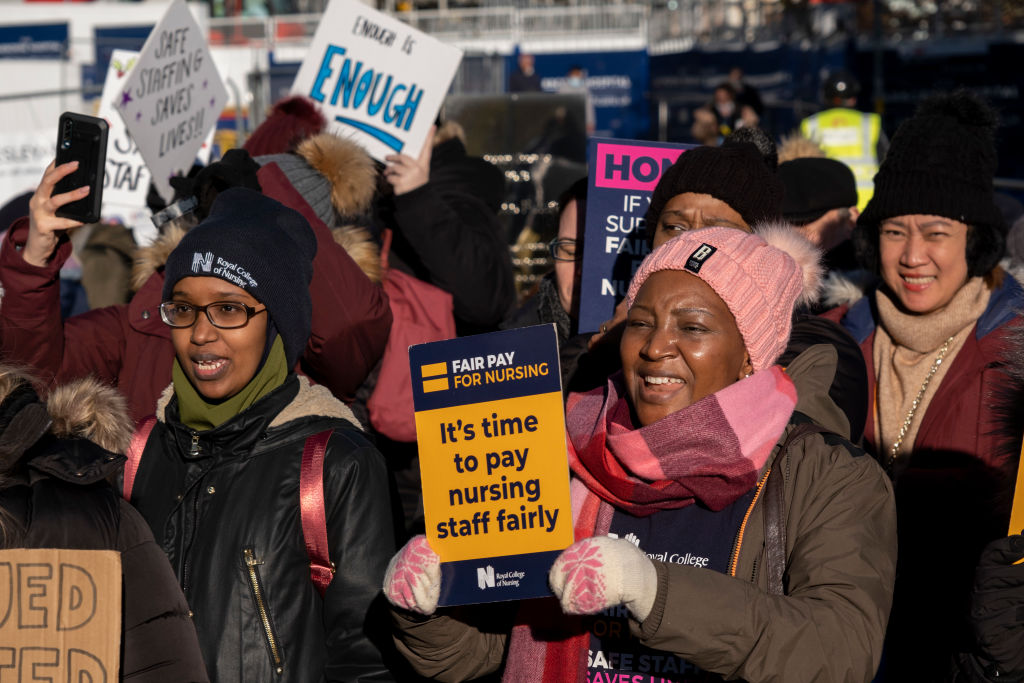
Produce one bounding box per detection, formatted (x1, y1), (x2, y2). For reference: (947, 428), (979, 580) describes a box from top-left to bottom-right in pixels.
(159, 301), (267, 329)
(549, 238), (581, 262)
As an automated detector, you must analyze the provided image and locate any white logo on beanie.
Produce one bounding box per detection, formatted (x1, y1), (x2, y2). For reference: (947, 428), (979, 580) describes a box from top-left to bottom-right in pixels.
(685, 244), (717, 273)
(188, 251), (258, 289)
(192, 252), (214, 273)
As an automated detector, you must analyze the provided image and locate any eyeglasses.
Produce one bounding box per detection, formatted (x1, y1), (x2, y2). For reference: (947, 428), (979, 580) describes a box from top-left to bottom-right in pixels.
(159, 301), (267, 329)
(549, 238), (581, 262)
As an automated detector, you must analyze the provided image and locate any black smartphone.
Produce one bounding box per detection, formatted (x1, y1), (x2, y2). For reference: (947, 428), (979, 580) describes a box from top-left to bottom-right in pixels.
(54, 112), (108, 223)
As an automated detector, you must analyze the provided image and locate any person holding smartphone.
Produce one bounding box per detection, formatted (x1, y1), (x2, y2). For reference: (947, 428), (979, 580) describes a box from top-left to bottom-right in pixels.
(0, 137), (391, 422)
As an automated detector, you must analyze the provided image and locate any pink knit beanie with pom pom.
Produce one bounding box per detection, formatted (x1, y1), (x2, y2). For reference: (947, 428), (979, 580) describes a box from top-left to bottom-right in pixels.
(626, 224), (823, 371)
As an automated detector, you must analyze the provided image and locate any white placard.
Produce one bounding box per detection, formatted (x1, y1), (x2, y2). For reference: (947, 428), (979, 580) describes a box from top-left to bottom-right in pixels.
(290, 0), (462, 162)
(99, 49), (151, 225)
(0, 131), (52, 208)
(116, 0), (227, 202)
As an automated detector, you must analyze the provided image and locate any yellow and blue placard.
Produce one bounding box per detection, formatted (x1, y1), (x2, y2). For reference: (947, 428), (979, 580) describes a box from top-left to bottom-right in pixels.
(411, 324), (574, 605)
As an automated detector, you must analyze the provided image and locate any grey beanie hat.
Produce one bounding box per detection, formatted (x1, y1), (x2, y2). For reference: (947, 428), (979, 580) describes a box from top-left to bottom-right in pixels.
(256, 153), (337, 228)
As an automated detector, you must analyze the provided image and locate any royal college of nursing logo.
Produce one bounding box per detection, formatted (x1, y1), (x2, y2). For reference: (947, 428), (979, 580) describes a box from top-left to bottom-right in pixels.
(191, 251), (214, 274)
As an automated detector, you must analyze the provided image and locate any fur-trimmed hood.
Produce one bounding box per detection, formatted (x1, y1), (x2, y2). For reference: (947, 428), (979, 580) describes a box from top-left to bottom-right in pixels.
(155, 375), (361, 431)
(294, 133), (377, 219)
(133, 135), (383, 289)
(0, 368), (134, 466)
(819, 269), (878, 310)
(46, 377), (134, 455)
(131, 209), (381, 291)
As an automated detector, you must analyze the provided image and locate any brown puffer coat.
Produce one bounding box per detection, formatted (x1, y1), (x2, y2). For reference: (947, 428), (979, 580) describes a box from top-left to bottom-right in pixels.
(391, 344), (898, 683)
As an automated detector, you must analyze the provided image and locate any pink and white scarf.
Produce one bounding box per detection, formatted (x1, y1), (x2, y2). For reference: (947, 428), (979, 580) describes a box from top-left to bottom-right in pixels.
(502, 367), (798, 683)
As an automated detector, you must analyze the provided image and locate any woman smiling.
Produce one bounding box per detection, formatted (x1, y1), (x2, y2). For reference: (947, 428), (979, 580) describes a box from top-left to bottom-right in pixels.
(832, 91), (1024, 680)
(385, 227), (897, 683)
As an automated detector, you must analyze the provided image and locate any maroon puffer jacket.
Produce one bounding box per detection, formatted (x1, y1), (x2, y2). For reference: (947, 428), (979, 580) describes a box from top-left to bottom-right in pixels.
(0, 161), (391, 421)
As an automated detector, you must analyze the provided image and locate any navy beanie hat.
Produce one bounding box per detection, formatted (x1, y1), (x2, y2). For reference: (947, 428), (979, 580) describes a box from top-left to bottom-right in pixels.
(162, 187), (317, 368)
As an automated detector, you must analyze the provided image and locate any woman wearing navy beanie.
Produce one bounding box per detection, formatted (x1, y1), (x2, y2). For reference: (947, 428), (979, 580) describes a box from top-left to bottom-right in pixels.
(125, 187), (394, 682)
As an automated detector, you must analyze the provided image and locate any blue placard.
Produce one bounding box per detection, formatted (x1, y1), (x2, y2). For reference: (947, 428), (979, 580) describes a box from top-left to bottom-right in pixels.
(438, 549), (563, 606)
(521, 50), (650, 140)
(0, 23), (68, 60)
(411, 324), (576, 605)
(577, 137), (695, 334)
(93, 25), (152, 71)
(410, 325), (562, 413)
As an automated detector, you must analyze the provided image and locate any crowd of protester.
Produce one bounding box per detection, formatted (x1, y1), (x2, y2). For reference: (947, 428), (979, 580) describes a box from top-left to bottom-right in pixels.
(0, 78), (1021, 683)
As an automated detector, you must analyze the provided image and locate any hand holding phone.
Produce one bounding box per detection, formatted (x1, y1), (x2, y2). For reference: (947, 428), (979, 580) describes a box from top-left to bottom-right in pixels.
(54, 112), (107, 223)
(20, 161), (95, 267)
(20, 113), (108, 267)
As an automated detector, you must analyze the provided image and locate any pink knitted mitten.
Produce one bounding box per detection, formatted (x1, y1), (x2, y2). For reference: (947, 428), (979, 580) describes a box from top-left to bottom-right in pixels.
(383, 535), (441, 615)
(548, 536), (658, 621)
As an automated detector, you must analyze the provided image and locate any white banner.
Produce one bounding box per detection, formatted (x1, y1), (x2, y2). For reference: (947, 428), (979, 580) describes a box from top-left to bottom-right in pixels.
(291, 0), (462, 162)
(99, 50), (151, 228)
(0, 131), (51, 211)
(116, 0), (227, 202)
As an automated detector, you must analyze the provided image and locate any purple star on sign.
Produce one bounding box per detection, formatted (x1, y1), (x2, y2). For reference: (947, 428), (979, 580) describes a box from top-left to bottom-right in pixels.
(202, 79), (208, 89)
(135, 111), (142, 121)
(120, 90), (132, 107)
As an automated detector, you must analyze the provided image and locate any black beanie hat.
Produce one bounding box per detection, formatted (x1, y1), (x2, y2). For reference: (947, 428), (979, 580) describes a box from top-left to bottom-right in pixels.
(779, 158), (858, 225)
(644, 142), (783, 242)
(162, 188), (317, 368)
(856, 91), (1006, 277)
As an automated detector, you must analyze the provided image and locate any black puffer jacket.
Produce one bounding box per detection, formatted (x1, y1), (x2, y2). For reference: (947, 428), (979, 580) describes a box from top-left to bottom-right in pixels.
(129, 375), (395, 682)
(378, 137), (515, 336)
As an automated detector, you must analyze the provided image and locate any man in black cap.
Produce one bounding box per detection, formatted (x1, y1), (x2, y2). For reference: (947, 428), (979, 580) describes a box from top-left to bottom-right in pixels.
(779, 156), (860, 274)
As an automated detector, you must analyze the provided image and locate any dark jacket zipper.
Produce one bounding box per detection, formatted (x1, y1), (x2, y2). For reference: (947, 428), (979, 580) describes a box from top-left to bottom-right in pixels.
(244, 547), (284, 675)
(182, 431), (202, 592)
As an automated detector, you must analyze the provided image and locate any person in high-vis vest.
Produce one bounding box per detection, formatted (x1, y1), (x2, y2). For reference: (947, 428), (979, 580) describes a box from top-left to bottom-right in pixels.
(800, 71), (886, 212)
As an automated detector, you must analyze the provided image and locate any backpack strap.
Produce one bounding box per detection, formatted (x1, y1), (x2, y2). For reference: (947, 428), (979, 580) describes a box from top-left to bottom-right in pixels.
(123, 415), (157, 501)
(763, 421), (829, 595)
(301, 429), (335, 598)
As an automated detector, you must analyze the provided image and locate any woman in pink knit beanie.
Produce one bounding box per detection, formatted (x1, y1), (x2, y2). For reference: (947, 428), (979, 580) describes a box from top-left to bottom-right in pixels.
(383, 227), (897, 683)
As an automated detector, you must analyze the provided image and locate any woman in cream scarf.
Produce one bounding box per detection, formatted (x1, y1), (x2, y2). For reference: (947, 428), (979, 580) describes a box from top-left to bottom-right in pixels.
(833, 90), (1024, 681)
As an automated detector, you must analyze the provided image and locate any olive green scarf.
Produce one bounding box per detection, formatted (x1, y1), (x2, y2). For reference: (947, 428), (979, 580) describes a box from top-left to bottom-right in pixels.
(172, 336), (288, 432)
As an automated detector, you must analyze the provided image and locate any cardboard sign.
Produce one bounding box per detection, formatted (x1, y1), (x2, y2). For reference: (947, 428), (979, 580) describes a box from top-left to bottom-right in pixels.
(291, 0), (462, 162)
(411, 325), (574, 605)
(0, 549), (121, 680)
(116, 0), (227, 202)
(99, 49), (151, 229)
(577, 138), (694, 334)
